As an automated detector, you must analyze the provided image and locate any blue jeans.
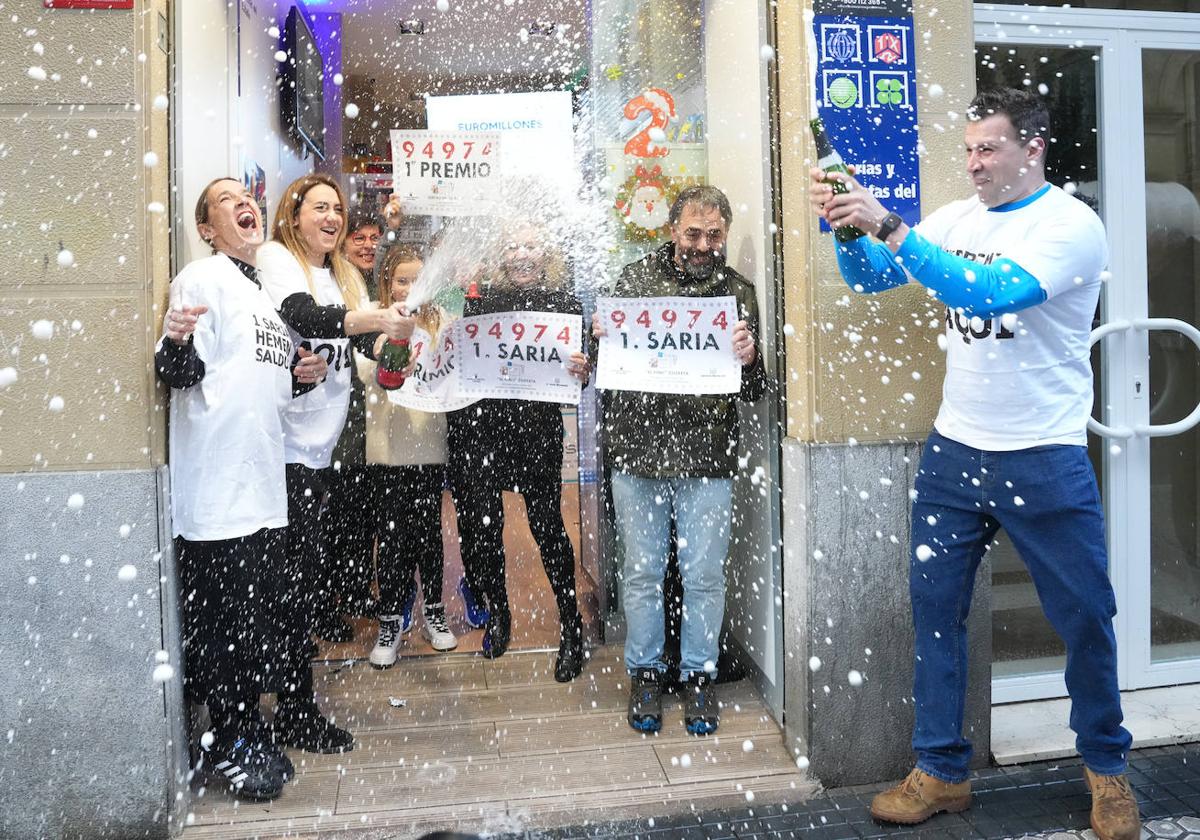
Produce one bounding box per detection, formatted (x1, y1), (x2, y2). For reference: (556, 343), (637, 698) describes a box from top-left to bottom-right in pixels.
(611, 471), (732, 678)
(911, 431), (1132, 783)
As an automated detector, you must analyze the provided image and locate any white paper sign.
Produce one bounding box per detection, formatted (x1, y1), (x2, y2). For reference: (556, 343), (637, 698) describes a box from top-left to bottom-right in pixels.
(388, 327), (476, 413)
(390, 130), (500, 217)
(456, 310), (583, 404)
(595, 296), (741, 395)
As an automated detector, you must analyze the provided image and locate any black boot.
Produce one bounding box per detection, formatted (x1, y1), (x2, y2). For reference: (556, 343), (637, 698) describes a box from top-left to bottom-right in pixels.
(313, 613), (355, 643)
(627, 668), (663, 732)
(482, 604), (511, 659)
(683, 672), (719, 735)
(554, 613), (585, 682)
(272, 700), (354, 754)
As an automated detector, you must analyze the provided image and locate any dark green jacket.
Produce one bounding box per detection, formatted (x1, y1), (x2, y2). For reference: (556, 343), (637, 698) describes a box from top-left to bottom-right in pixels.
(601, 242), (767, 478)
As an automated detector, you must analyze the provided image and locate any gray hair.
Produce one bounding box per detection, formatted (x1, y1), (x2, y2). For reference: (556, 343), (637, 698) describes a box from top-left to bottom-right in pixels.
(669, 185), (733, 228)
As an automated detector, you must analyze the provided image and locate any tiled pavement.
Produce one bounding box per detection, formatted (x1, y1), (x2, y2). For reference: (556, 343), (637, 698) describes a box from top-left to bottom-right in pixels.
(536, 744), (1200, 840)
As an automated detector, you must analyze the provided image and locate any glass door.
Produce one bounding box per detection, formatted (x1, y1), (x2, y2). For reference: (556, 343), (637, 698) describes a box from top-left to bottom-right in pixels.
(1120, 36), (1200, 688)
(975, 8), (1200, 701)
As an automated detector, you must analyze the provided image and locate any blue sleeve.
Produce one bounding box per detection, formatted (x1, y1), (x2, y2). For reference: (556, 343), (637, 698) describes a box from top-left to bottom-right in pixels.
(894, 229), (1047, 318)
(835, 236), (910, 293)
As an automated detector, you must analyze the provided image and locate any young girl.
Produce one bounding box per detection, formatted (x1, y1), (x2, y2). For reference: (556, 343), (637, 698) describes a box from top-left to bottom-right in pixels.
(360, 244), (458, 667)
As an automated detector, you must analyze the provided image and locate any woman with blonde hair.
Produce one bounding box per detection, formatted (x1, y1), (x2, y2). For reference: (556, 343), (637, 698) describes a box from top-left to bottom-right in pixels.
(446, 220), (591, 680)
(256, 173), (413, 754)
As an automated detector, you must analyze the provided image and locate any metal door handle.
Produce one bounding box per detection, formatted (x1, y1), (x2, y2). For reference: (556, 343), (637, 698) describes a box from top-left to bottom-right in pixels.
(1088, 318), (1200, 439)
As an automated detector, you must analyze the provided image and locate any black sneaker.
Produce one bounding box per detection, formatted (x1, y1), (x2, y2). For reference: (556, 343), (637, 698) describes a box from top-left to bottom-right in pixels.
(199, 733), (284, 801)
(272, 702), (355, 754)
(247, 710), (294, 781)
(313, 614), (355, 643)
(683, 672), (719, 735)
(627, 668), (663, 732)
(554, 613), (585, 683)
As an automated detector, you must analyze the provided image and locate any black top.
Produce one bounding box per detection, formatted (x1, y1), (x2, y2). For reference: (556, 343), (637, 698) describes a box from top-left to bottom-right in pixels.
(278, 292), (381, 360)
(446, 282), (581, 488)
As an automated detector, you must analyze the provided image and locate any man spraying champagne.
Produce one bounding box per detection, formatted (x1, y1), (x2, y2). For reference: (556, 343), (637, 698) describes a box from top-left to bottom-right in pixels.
(809, 87), (1140, 840)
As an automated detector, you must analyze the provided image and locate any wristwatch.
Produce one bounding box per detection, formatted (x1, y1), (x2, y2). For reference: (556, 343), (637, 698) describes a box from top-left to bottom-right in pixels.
(875, 211), (904, 242)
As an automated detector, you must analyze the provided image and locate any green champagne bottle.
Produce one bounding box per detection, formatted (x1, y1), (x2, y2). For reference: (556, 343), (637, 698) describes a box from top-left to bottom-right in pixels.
(375, 338), (410, 390)
(810, 117), (866, 242)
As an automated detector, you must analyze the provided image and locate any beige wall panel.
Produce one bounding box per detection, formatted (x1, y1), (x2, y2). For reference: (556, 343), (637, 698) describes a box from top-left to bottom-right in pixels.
(777, 0), (815, 440)
(913, 0), (976, 115)
(776, 0), (976, 443)
(0, 295), (153, 471)
(809, 281), (945, 442)
(0, 115), (141, 290)
(0, 2), (137, 105)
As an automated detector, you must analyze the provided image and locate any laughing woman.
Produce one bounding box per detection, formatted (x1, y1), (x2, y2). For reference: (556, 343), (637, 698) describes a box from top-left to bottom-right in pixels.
(156, 177), (327, 800)
(257, 173), (414, 754)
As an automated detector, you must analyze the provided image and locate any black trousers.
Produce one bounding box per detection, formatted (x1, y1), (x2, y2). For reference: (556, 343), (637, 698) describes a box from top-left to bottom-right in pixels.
(366, 463), (446, 615)
(284, 463), (335, 631)
(322, 462), (377, 613)
(177, 527), (310, 720)
(452, 467), (579, 623)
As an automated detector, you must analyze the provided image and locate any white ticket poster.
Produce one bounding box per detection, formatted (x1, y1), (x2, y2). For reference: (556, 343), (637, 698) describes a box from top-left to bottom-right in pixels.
(594, 296), (741, 395)
(390, 130), (500, 217)
(456, 311), (583, 404)
(388, 326), (476, 413)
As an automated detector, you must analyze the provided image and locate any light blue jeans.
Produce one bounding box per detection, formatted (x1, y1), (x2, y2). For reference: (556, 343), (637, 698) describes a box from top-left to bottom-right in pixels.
(611, 470), (732, 679)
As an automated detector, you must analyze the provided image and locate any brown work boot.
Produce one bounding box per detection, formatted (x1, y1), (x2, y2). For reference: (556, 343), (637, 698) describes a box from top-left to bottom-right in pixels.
(869, 768), (972, 824)
(1083, 767), (1141, 840)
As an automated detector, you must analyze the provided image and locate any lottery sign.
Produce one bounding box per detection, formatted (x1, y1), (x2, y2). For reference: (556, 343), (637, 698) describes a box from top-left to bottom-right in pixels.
(813, 0), (921, 229)
(457, 311), (583, 404)
(390, 129), (501, 216)
(594, 296), (741, 395)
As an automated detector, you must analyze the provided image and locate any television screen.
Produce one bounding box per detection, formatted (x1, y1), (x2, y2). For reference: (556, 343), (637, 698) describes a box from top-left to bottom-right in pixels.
(280, 6), (325, 160)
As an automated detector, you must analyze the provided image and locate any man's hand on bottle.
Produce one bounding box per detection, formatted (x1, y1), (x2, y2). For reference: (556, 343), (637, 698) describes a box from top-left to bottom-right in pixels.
(808, 166), (889, 236)
(566, 351), (591, 384)
(163, 305), (209, 346)
(732, 320), (757, 367)
(293, 345), (328, 384)
(377, 303), (415, 341)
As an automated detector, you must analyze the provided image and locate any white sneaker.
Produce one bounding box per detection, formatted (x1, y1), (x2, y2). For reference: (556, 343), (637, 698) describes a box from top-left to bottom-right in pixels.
(422, 602), (458, 651)
(369, 616), (403, 669)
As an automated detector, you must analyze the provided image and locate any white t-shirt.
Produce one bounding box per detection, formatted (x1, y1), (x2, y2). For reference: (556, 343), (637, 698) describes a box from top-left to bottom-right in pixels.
(257, 241), (356, 469)
(160, 254), (293, 540)
(914, 184), (1107, 450)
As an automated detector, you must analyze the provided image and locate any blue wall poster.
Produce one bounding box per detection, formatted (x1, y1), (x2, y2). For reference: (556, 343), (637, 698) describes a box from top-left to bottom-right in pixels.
(812, 0), (921, 228)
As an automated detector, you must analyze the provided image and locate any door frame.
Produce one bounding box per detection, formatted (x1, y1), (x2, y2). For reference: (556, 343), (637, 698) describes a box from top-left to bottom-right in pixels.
(974, 5), (1200, 702)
